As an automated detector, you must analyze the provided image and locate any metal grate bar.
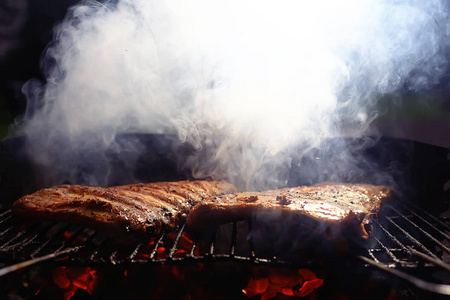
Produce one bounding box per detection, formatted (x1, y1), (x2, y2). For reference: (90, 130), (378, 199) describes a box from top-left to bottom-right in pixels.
(64, 230), (99, 265)
(169, 224), (186, 259)
(189, 240), (198, 257)
(370, 235), (402, 265)
(0, 225), (14, 239)
(30, 223), (73, 258)
(55, 226), (88, 252)
(109, 251), (118, 264)
(360, 256), (450, 296)
(129, 242), (144, 261)
(0, 210), (11, 219)
(89, 236), (109, 262)
(374, 219), (409, 252)
(1, 222), (57, 252)
(0, 247), (82, 278)
(398, 200), (450, 232)
(0, 228), (29, 250)
(230, 221), (237, 257)
(400, 203), (450, 244)
(386, 215), (438, 258)
(209, 227), (217, 256)
(389, 206), (450, 254)
(0, 214), (12, 226)
(408, 247), (450, 273)
(149, 233), (165, 260)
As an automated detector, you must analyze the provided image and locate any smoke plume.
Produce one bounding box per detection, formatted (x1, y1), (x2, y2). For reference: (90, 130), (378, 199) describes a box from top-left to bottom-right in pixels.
(18, 0), (450, 190)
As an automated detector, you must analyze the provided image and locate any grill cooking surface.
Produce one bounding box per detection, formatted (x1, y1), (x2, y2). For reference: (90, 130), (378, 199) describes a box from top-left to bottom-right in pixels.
(369, 201), (450, 268)
(1, 198), (450, 294)
(0, 210), (317, 268)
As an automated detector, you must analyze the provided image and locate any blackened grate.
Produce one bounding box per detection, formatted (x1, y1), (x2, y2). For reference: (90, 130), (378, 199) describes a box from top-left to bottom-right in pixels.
(366, 201), (450, 266)
(0, 210), (317, 269)
(360, 200), (450, 295)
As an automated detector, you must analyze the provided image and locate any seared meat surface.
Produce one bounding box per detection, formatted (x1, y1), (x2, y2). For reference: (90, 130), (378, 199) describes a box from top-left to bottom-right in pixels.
(187, 182), (392, 240)
(12, 180), (237, 242)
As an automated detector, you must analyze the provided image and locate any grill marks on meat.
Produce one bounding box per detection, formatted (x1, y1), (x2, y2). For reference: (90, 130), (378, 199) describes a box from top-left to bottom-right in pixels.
(12, 180), (237, 242)
(117, 180), (231, 208)
(187, 182), (392, 240)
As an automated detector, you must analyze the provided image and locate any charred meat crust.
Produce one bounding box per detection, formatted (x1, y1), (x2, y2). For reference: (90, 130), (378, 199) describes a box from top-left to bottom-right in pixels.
(11, 180), (237, 243)
(186, 182), (393, 241)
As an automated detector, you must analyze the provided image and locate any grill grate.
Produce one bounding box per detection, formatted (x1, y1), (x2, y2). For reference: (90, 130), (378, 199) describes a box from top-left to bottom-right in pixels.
(0, 200), (450, 295)
(0, 210), (333, 268)
(367, 201), (450, 268)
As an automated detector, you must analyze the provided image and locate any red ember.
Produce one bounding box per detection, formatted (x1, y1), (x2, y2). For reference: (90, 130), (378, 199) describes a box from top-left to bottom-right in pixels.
(243, 267), (324, 299)
(51, 266), (98, 300)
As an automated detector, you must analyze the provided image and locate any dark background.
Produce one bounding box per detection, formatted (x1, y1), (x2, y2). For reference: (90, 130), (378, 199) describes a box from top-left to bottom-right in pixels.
(0, 0), (79, 139)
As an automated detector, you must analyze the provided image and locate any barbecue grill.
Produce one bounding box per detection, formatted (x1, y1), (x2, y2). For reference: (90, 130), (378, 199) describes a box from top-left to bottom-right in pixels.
(0, 202), (449, 298)
(0, 136), (449, 299)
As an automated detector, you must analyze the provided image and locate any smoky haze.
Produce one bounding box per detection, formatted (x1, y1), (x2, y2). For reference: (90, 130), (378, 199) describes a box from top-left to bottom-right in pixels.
(17, 0), (449, 190)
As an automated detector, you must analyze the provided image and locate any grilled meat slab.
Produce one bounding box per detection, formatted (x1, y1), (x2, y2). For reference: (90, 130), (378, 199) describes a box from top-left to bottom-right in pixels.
(12, 180), (237, 241)
(187, 182), (392, 240)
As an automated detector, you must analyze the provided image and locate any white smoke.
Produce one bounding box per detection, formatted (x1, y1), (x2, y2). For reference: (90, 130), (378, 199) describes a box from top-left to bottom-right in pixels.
(18, 0), (449, 189)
